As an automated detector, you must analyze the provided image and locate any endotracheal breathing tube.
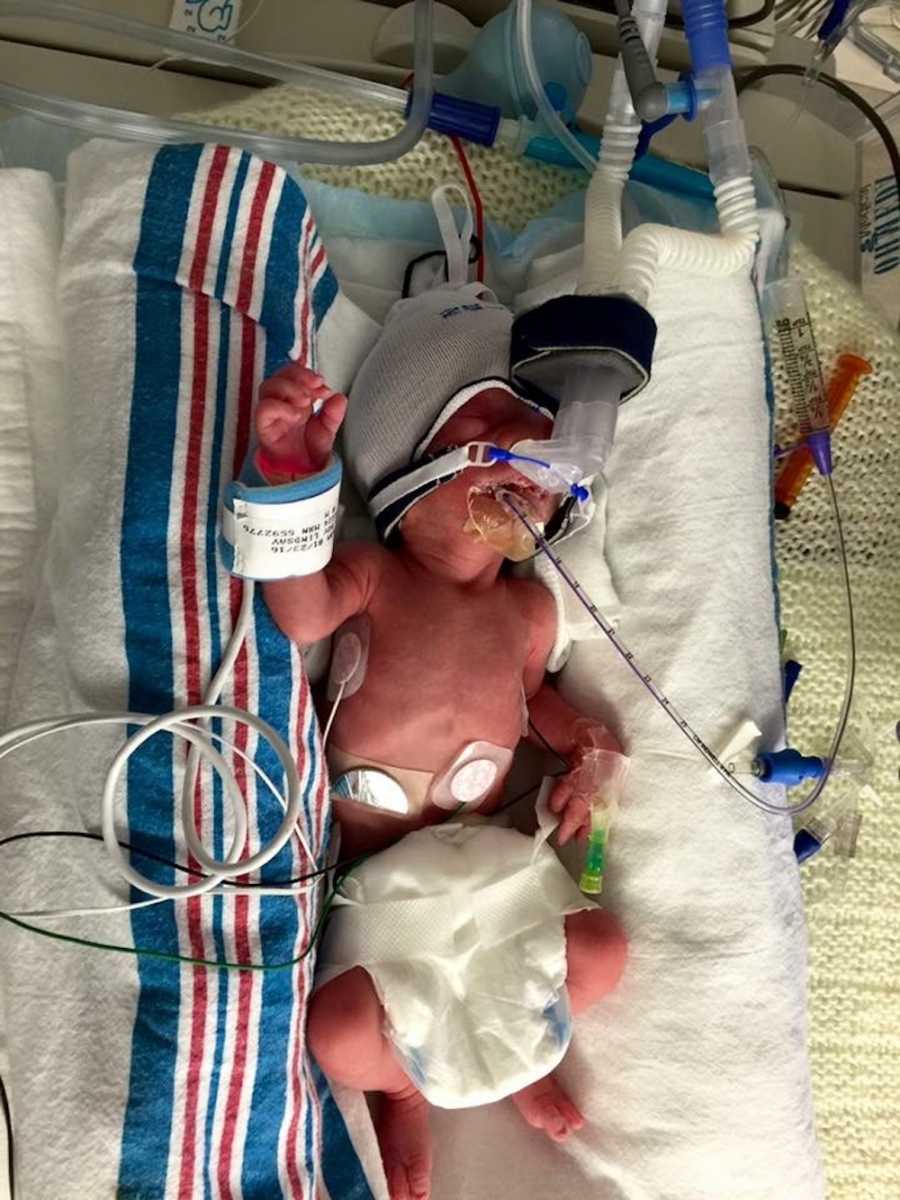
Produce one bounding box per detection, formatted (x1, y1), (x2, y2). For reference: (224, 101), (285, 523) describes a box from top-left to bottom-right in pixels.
(500, 491), (855, 819)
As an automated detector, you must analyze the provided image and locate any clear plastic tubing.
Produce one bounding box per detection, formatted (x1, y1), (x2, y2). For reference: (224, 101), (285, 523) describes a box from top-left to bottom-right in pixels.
(808, 0), (880, 82)
(680, 0), (752, 192)
(515, 0), (597, 174)
(499, 489), (855, 819)
(0, 0), (433, 165)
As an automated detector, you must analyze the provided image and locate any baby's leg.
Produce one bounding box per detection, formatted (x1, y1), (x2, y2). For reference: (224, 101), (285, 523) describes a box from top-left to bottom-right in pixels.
(307, 967), (432, 1200)
(564, 908), (628, 1015)
(512, 909), (627, 1141)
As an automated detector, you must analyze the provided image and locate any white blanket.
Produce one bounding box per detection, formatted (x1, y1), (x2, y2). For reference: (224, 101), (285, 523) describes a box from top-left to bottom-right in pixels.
(0, 170), (62, 720)
(431, 263), (823, 1199)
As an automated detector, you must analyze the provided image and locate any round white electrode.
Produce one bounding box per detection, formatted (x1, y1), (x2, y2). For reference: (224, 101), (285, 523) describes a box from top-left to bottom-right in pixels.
(332, 633), (362, 684)
(449, 758), (498, 804)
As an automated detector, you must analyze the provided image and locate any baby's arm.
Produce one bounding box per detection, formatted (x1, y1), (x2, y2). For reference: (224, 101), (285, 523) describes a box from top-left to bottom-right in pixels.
(255, 362), (382, 643)
(263, 544), (381, 644)
(521, 582), (622, 843)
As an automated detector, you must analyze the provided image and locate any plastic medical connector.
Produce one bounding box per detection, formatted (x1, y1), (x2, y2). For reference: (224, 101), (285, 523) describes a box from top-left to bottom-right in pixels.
(580, 826), (609, 895)
(793, 823), (827, 863)
(753, 748), (826, 786)
(614, 0), (712, 121)
(407, 91), (501, 147)
(569, 734), (630, 896)
(680, 0), (753, 192)
(794, 793), (863, 864)
(783, 659), (803, 703)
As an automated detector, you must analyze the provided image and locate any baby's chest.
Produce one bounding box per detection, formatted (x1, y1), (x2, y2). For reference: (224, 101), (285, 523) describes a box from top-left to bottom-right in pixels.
(369, 583), (531, 679)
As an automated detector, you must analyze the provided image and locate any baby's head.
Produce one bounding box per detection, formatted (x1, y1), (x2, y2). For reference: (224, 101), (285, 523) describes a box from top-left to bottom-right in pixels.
(344, 285), (563, 563)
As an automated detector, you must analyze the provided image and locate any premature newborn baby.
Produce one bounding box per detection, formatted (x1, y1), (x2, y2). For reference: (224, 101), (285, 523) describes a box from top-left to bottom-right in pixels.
(255, 284), (627, 1200)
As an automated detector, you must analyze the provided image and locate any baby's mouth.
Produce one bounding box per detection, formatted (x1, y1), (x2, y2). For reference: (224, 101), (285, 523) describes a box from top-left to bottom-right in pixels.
(463, 483), (545, 562)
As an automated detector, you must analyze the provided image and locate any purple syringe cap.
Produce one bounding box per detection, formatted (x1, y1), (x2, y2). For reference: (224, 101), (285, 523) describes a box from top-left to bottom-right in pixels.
(806, 429), (832, 476)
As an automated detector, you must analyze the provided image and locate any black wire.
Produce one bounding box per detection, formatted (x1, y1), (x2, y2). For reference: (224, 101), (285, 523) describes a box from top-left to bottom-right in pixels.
(0, 1068), (12, 1200)
(527, 719), (572, 771)
(735, 65), (900, 210)
(400, 235), (482, 299)
(0, 830), (343, 888)
(495, 772), (567, 814)
(0, 763), (566, 888)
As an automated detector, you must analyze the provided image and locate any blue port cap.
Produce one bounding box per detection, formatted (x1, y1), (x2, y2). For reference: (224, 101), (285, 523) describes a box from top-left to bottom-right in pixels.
(794, 829), (823, 863)
(406, 91), (501, 147)
(783, 659), (803, 703)
(755, 748), (826, 786)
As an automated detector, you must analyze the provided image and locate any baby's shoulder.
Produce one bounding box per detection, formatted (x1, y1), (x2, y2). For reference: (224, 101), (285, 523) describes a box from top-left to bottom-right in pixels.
(508, 575), (556, 630)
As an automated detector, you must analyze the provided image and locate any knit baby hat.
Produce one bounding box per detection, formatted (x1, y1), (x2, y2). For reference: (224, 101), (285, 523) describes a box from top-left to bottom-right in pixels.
(343, 282), (550, 539)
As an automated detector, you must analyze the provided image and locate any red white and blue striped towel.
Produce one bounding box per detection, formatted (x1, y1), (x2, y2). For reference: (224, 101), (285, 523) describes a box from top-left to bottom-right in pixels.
(0, 141), (379, 1200)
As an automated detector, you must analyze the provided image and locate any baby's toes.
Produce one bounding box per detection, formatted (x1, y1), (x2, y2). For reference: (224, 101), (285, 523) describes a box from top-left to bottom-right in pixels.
(406, 1154), (432, 1199)
(536, 1097), (573, 1141)
(557, 1094), (585, 1132)
(387, 1158), (430, 1200)
(387, 1163), (412, 1200)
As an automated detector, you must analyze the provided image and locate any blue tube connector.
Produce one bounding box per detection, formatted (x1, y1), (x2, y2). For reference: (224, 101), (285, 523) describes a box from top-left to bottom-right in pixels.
(680, 0), (733, 71)
(754, 749), (826, 786)
(405, 91), (501, 147)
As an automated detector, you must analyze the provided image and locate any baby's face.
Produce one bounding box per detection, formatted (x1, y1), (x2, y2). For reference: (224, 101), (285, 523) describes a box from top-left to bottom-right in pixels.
(400, 388), (559, 562)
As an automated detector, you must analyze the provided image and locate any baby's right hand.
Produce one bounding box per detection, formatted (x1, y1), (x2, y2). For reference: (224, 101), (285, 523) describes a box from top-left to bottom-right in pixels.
(256, 363), (348, 477)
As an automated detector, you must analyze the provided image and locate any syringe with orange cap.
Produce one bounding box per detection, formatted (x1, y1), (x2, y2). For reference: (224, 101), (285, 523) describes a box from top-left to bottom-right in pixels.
(774, 352), (872, 520)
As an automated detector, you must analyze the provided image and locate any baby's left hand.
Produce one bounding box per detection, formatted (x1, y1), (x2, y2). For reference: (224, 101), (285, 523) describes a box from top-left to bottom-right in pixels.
(549, 720), (624, 846)
(548, 773), (592, 846)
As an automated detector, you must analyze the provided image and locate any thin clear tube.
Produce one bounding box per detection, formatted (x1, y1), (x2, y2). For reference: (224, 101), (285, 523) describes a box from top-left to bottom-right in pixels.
(0, 0), (433, 165)
(501, 481), (855, 818)
(514, 0), (597, 173)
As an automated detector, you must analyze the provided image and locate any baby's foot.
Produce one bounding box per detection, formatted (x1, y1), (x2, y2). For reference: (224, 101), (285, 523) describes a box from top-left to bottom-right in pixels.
(375, 1085), (433, 1200)
(511, 1073), (585, 1143)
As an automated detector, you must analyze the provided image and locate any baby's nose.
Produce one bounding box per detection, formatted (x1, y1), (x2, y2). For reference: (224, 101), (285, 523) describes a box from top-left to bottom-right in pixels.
(491, 420), (550, 451)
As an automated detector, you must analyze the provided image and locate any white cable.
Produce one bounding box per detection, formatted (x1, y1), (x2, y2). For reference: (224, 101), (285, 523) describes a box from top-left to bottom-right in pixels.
(3, 720), (318, 920)
(321, 681), (346, 749)
(10, 879), (318, 922)
(0, 580), (318, 909)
